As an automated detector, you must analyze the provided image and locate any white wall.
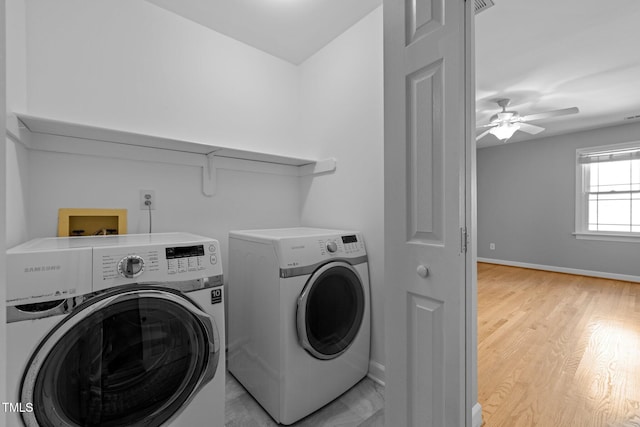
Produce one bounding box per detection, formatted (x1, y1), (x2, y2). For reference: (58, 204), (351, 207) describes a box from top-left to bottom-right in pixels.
(299, 7), (385, 374)
(6, 0), (24, 116)
(24, 0), (305, 157)
(27, 149), (301, 275)
(5, 140), (28, 247)
(10, 0), (305, 254)
(477, 121), (640, 277)
(4, 0), (27, 411)
(6, 0), (28, 247)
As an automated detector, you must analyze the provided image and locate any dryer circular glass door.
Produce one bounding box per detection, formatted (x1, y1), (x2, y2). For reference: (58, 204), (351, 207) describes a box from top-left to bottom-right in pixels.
(21, 286), (220, 427)
(296, 261), (365, 360)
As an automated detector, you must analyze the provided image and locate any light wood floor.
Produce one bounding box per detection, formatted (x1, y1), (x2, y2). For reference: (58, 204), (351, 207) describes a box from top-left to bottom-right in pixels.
(478, 263), (640, 427)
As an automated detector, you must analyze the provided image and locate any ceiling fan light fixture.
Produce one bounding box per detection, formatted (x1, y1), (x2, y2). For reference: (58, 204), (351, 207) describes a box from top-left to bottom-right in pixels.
(489, 122), (520, 141)
(476, 99), (578, 143)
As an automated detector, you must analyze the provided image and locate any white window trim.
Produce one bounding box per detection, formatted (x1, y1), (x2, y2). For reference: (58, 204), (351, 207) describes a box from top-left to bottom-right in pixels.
(575, 141), (640, 243)
(572, 231), (640, 243)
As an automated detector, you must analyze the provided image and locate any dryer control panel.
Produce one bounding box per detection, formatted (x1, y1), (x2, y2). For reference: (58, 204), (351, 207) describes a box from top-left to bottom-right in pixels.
(276, 233), (366, 270)
(93, 239), (223, 290)
(318, 234), (365, 257)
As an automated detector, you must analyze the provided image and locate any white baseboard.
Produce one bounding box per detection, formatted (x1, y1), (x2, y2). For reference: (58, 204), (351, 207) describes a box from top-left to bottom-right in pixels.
(472, 402), (483, 427)
(367, 360), (385, 387)
(478, 257), (640, 283)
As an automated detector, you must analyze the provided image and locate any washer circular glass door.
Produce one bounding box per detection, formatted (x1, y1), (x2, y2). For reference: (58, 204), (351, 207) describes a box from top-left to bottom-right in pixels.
(296, 261), (365, 360)
(21, 286), (220, 427)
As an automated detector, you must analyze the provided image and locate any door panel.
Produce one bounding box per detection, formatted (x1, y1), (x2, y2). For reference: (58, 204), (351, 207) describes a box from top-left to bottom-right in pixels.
(407, 293), (445, 426)
(407, 60), (444, 244)
(406, 0), (444, 44)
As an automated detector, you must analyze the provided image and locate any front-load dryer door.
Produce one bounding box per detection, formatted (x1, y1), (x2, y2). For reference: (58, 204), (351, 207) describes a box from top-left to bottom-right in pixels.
(296, 261), (365, 360)
(20, 285), (220, 427)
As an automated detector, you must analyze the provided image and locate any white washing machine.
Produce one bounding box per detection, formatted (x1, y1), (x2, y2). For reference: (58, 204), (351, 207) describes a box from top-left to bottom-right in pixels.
(228, 227), (371, 425)
(6, 233), (225, 427)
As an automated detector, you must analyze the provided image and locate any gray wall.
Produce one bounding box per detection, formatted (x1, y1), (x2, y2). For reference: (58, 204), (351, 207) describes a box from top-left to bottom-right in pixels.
(477, 121), (640, 277)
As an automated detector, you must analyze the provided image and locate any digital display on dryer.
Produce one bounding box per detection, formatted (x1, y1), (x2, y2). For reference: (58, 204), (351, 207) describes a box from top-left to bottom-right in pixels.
(341, 235), (358, 244)
(165, 245), (205, 259)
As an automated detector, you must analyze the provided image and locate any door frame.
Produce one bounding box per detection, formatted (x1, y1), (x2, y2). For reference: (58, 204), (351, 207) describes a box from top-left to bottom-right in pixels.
(464, 1), (481, 425)
(1, 0), (7, 417)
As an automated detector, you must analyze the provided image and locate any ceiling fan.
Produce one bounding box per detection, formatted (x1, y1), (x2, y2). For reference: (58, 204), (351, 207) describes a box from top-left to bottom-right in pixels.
(476, 99), (579, 142)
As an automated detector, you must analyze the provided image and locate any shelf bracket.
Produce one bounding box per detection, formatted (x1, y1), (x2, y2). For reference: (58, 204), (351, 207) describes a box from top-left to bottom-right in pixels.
(203, 153), (217, 196)
(6, 114), (32, 148)
(298, 158), (337, 176)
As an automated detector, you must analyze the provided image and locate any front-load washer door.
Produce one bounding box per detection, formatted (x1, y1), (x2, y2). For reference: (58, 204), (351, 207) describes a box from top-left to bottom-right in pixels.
(21, 285), (220, 427)
(296, 261), (366, 360)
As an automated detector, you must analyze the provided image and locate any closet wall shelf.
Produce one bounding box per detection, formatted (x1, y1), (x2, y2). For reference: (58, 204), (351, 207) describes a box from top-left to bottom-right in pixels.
(8, 113), (336, 196)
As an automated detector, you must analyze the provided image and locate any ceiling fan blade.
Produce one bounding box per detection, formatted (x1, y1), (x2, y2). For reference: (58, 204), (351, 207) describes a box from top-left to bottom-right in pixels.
(476, 123), (497, 129)
(518, 123), (545, 135)
(521, 107), (579, 122)
(476, 129), (491, 141)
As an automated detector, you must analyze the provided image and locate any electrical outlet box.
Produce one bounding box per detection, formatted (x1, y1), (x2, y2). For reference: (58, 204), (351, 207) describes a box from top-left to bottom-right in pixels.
(489, 243), (495, 250)
(140, 190), (156, 210)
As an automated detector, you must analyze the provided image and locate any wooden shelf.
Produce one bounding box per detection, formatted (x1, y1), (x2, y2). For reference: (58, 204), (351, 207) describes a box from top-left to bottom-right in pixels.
(8, 113), (336, 196)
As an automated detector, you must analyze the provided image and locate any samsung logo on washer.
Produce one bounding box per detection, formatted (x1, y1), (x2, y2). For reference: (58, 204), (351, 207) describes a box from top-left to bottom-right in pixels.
(291, 245), (305, 250)
(24, 265), (62, 273)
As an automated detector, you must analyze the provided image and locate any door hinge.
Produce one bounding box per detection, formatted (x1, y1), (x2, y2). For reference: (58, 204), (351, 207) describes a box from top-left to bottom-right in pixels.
(460, 227), (469, 253)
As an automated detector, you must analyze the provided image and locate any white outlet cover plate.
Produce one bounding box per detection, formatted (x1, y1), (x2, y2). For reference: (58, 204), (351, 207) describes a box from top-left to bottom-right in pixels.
(140, 190), (156, 210)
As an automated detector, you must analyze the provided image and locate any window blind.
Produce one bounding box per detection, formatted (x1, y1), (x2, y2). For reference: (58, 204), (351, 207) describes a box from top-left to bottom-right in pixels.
(578, 146), (640, 164)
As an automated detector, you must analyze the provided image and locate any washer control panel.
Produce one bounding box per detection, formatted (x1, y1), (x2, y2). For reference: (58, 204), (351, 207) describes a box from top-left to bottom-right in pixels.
(94, 239), (222, 290)
(165, 244), (213, 275)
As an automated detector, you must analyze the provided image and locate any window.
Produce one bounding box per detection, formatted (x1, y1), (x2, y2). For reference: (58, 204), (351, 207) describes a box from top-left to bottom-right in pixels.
(575, 142), (640, 241)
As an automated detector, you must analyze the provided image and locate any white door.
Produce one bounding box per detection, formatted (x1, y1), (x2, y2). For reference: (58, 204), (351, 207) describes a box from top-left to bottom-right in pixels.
(383, 0), (471, 425)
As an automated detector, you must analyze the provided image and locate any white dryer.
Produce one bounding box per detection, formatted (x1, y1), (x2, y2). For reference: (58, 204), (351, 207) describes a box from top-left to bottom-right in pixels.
(228, 227), (370, 425)
(6, 233), (225, 427)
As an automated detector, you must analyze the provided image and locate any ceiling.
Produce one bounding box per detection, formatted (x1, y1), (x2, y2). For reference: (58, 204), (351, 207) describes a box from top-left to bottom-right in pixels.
(476, 0), (640, 146)
(145, 0), (640, 146)
(144, 0), (382, 65)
